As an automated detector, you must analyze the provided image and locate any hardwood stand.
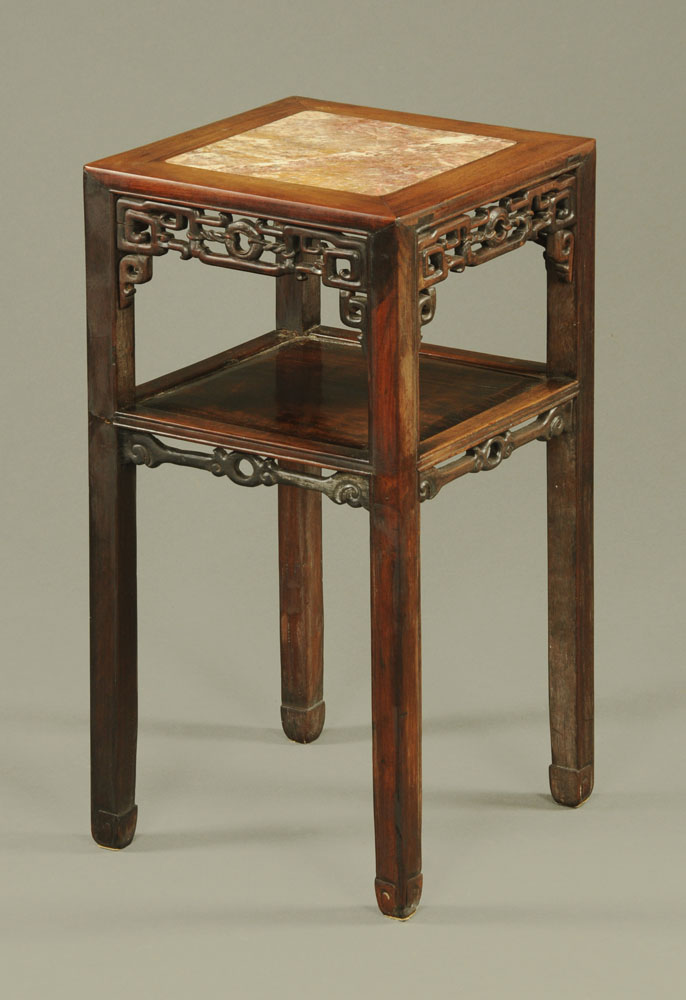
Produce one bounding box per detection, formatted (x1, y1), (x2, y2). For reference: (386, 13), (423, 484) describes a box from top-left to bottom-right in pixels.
(84, 97), (595, 917)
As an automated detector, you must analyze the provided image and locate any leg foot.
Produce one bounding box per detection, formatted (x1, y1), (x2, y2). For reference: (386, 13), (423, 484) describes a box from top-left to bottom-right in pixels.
(549, 763), (593, 807)
(92, 804), (138, 849)
(281, 700), (326, 743)
(375, 875), (423, 919)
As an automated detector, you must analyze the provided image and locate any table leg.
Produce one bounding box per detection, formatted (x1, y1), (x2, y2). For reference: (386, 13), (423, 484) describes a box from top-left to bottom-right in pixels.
(370, 478), (422, 918)
(85, 172), (138, 846)
(89, 420), (138, 846)
(547, 417), (593, 805)
(278, 466), (325, 742)
(546, 151), (595, 806)
(275, 273), (324, 742)
(368, 224), (422, 918)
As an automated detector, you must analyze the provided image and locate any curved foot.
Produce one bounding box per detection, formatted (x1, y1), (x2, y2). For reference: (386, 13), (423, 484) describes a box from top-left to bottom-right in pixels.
(281, 701), (325, 743)
(91, 805), (138, 849)
(375, 874), (423, 920)
(549, 763), (593, 807)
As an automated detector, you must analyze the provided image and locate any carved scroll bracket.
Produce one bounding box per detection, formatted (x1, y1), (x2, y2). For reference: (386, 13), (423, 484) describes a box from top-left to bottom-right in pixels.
(418, 287), (436, 327)
(541, 228), (574, 282)
(419, 405), (570, 501)
(122, 432), (370, 510)
(115, 197), (369, 338)
(417, 172), (576, 326)
(119, 254), (153, 307)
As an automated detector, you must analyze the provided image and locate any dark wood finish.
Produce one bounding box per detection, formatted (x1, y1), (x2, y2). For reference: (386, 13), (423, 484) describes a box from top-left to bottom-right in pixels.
(278, 462), (325, 742)
(114, 401), (369, 474)
(135, 330), (287, 401)
(275, 271), (320, 335)
(114, 335), (571, 473)
(417, 341), (546, 377)
(318, 326), (547, 375)
(368, 224), (422, 919)
(84, 96), (594, 233)
(419, 405), (570, 501)
(418, 376), (578, 469)
(84, 99), (595, 918)
(85, 173), (138, 848)
(297, 97), (594, 227)
(123, 431), (369, 509)
(114, 196), (370, 332)
(276, 274), (325, 743)
(85, 97), (394, 233)
(546, 150), (595, 806)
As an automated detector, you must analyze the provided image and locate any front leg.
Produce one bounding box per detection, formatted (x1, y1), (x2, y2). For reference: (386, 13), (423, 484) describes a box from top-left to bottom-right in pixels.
(370, 473), (422, 918)
(275, 273), (325, 742)
(85, 173), (139, 847)
(368, 224), (422, 918)
(546, 151), (595, 806)
(89, 419), (138, 847)
(278, 463), (325, 743)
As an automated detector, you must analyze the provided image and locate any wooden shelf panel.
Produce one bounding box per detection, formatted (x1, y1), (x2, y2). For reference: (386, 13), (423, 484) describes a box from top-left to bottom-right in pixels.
(114, 330), (577, 471)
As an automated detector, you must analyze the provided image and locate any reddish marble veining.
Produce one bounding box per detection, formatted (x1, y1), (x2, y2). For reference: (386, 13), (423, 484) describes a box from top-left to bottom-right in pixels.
(166, 111), (515, 196)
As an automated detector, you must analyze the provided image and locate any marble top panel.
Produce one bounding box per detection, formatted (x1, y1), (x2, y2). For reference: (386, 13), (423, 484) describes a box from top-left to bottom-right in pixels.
(166, 111), (515, 196)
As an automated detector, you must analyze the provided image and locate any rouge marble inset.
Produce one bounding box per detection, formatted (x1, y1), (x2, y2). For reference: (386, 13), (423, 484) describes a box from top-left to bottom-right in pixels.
(166, 111), (516, 196)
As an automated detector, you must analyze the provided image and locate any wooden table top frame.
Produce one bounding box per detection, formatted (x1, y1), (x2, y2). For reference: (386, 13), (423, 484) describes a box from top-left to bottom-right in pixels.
(85, 97), (595, 919)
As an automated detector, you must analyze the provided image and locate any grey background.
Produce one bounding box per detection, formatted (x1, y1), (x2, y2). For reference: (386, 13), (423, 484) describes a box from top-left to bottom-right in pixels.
(1, 1), (684, 997)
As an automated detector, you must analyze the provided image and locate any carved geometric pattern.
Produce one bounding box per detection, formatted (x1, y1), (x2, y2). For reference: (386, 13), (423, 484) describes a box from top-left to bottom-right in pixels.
(119, 254), (153, 304)
(339, 289), (368, 330)
(418, 287), (436, 327)
(122, 431), (370, 510)
(417, 173), (576, 323)
(116, 197), (369, 330)
(419, 405), (570, 501)
(543, 227), (575, 283)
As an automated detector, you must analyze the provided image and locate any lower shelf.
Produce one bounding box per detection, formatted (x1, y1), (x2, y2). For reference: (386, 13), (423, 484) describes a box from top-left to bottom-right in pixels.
(114, 327), (578, 471)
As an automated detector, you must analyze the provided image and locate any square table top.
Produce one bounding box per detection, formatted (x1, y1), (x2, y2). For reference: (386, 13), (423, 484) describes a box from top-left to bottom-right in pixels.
(85, 96), (594, 230)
